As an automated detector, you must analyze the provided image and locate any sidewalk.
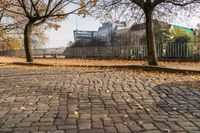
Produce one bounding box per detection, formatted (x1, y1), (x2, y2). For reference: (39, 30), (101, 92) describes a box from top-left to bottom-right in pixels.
(0, 64), (200, 133)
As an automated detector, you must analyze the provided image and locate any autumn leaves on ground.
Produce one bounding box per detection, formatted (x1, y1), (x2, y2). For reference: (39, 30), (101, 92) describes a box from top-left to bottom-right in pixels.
(0, 57), (200, 71)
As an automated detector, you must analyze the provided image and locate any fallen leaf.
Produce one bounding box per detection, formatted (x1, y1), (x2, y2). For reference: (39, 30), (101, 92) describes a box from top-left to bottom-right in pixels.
(20, 107), (26, 110)
(123, 114), (128, 118)
(164, 128), (171, 132)
(192, 113), (196, 116)
(172, 107), (177, 111)
(106, 90), (110, 93)
(74, 111), (79, 115)
(136, 104), (143, 109)
(48, 95), (53, 100)
(126, 99), (130, 102)
(28, 103), (33, 106)
(146, 108), (151, 112)
(138, 121), (143, 125)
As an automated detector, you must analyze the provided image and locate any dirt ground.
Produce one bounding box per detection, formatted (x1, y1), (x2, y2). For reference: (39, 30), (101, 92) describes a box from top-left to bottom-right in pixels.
(0, 57), (200, 71)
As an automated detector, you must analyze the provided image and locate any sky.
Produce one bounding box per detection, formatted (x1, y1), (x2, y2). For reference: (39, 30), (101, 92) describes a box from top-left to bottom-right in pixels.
(45, 16), (101, 48)
(45, 15), (200, 48)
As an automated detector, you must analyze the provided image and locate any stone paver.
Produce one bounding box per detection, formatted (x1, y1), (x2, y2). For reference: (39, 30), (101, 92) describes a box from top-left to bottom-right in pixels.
(0, 65), (200, 133)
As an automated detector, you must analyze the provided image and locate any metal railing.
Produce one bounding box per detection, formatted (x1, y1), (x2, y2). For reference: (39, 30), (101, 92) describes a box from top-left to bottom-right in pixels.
(0, 42), (200, 60)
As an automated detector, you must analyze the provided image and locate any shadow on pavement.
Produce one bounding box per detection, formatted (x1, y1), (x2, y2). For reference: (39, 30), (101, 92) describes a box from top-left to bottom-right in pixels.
(154, 80), (200, 115)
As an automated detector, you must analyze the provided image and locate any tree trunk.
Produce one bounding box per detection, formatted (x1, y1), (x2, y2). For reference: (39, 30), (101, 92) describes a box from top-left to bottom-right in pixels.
(145, 10), (158, 66)
(24, 23), (33, 62)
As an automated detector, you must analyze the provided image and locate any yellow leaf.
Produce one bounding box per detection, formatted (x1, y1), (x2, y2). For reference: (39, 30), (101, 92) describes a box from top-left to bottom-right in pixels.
(74, 111), (79, 115)
(92, 0), (97, 6)
(48, 95), (53, 100)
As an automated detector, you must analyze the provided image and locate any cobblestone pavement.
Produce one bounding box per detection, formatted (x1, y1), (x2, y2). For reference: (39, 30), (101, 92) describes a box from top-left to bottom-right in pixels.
(0, 65), (200, 133)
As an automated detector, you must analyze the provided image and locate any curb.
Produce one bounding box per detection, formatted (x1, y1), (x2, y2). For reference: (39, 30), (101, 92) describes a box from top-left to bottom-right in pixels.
(3, 62), (200, 74)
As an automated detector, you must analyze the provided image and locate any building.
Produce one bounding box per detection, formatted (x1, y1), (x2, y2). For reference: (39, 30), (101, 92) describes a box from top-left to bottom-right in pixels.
(73, 30), (98, 45)
(169, 25), (195, 38)
(98, 21), (128, 45)
(72, 21), (128, 46)
(129, 20), (195, 45)
(129, 20), (170, 44)
(114, 21), (128, 30)
(98, 22), (113, 45)
(129, 20), (196, 57)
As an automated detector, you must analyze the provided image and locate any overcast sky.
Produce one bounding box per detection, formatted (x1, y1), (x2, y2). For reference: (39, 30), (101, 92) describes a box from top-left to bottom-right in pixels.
(45, 15), (200, 48)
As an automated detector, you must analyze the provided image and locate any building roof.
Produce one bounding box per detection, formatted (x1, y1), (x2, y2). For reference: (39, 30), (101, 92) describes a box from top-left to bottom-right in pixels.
(116, 28), (129, 36)
(171, 25), (194, 33)
(130, 20), (170, 31)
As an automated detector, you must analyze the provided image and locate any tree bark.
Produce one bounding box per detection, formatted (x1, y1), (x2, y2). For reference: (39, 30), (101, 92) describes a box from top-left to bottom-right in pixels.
(24, 23), (33, 62)
(145, 9), (158, 66)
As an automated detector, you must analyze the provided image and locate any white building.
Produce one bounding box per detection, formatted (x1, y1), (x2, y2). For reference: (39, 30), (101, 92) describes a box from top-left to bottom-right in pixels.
(73, 30), (98, 45)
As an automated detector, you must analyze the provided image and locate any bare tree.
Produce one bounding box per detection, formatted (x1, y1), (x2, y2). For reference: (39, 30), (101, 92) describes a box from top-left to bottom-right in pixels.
(0, 9), (4, 22)
(94, 0), (200, 66)
(0, 4), (47, 51)
(0, 1), (7, 23)
(0, 0), (95, 62)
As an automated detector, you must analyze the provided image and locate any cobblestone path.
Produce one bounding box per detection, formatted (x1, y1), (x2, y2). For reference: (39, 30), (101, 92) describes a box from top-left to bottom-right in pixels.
(0, 65), (200, 133)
